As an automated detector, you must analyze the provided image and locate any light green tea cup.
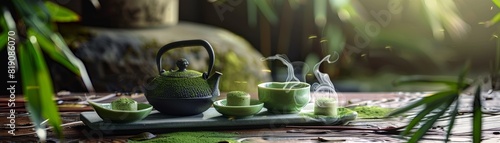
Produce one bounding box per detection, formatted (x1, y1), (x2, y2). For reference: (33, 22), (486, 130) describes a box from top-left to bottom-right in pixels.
(258, 82), (311, 114)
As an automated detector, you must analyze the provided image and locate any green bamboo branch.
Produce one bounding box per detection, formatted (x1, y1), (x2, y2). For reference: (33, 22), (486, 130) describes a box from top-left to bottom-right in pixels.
(388, 63), (483, 142)
(2, 1), (94, 141)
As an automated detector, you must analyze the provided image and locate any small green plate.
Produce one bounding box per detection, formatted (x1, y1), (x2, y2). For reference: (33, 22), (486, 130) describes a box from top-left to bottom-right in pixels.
(88, 101), (153, 123)
(213, 99), (263, 118)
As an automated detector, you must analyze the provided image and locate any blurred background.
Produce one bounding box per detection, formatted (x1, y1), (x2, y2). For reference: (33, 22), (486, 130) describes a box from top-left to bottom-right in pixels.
(3, 0), (500, 94)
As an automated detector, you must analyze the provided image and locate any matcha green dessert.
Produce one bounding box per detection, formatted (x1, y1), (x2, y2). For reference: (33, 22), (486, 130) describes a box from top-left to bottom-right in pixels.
(226, 91), (250, 106)
(314, 97), (338, 116)
(111, 97), (138, 111)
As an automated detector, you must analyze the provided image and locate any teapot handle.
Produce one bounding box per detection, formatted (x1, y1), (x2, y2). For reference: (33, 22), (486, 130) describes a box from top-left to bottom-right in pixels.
(156, 39), (215, 79)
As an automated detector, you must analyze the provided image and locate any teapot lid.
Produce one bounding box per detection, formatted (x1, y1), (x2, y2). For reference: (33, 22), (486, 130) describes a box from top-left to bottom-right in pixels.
(162, 59), (202, 78)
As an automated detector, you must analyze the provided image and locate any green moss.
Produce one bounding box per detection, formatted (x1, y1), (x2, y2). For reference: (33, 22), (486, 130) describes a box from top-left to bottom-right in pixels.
(129, 131), (238, 143)
(351, 106), (392, 118)
(220, 51), (246, 92)
(218, 50), (269, 93)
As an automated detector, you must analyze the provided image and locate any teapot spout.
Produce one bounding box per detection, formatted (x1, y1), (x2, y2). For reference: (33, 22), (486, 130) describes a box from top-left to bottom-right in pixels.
(208, 71), (223, 101)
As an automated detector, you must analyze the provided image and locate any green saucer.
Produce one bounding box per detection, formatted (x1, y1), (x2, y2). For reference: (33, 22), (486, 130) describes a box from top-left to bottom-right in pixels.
(88, 101), (153, 123)
(213, 99), (263, 118)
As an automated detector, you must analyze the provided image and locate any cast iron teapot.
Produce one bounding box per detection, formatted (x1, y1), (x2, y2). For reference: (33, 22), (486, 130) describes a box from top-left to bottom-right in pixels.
(144, 39), (222, 116)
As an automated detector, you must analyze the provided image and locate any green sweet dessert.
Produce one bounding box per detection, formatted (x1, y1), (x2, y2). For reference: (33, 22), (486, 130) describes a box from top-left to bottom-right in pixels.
(111, 97), (138, 111)
(226, 91), (250, 106)
(314, 97), (338, 116)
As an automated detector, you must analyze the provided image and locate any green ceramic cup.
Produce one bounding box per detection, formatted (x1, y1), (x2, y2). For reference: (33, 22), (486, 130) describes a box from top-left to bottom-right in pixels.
(258, 82), (311, 114)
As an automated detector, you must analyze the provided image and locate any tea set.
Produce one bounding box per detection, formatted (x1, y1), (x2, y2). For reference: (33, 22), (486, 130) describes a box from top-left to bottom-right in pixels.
(89, 40), (333, 123)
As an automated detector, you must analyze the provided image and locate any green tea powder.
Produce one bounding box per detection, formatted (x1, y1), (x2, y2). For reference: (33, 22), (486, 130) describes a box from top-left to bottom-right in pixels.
(129, 132), (237, 143)
(352, 106), (392, 118)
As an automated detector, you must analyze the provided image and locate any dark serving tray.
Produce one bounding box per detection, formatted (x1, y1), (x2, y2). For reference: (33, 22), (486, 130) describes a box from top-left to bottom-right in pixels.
(80, 103), (357, 134)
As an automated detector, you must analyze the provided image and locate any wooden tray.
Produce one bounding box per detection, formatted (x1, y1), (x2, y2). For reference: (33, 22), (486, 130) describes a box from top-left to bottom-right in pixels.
(80, 103), (357, 134)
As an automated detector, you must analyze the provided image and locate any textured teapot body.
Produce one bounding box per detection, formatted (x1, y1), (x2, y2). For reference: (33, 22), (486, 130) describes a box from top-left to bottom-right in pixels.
(145, 69), (221, 99)
(144, 40), (222, 116)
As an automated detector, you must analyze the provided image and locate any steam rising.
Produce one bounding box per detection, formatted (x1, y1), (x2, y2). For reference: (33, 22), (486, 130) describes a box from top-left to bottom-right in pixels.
(261, 54), (302, 90)
(311, 54), (340, 107)
(262, 53), (341, 106)
(261, 54), (301, 83)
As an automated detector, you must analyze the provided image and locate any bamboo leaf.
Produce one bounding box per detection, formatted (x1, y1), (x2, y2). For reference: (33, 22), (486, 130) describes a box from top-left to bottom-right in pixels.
(473, 85), (482, 143)
(386, 98), (424, 117)
(13, 0), (94, 92)
(32, 17), (94, 91)
(0, 6), (17, 50)
(443, 63), (469, 142)
(13, 0), (46, 22)
(44, 1), (79, 22)
(19, 42), (46, 140)
(487, 13), (500, 27)
(28, 29), (79, 74)
(27, 36), (63, 138)
(493, 0), (500, 9)
(401, 102), (439, 136)
(401, 93), (455, 136)
(35, 0), (50, 24)
(13, 0), (53, 40)
(0, 17), (7, 50)
(444, 97), (459, 143)
(388, 90), (456, 117)
(408, 100), (453, 143)
(50, 33), (94, 92)
(393, 64), (471, 142)
(28, 18), (94, 91)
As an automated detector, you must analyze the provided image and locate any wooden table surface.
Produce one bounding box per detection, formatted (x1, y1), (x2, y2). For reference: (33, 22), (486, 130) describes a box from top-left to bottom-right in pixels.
(2, 92), (500, 142)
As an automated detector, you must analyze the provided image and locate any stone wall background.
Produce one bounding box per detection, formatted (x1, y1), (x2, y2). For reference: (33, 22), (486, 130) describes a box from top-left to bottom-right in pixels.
(55, 22), (271, 93)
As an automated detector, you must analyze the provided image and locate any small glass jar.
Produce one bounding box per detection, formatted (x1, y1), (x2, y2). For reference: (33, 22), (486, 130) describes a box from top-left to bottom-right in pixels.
(312, 90), (339, 116)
